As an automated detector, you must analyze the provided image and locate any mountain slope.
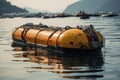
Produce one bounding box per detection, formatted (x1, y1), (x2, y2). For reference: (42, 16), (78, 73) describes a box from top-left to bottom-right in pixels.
(25, 7), (40, 13)
(63, 0), (111, 13)
(0, 0), (28, 13)
(98, 0), (120, 13)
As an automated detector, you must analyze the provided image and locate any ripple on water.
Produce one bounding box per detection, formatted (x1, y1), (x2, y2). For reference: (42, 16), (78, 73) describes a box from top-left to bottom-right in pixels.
(0, 17), (120, 80)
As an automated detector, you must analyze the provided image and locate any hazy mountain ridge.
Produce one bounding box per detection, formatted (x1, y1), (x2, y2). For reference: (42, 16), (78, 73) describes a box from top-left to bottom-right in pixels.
(97, 0), (120, 13)
(0, 0), (28, 13)
(25, 7), (40, 13)
(63, 0), (119, 14)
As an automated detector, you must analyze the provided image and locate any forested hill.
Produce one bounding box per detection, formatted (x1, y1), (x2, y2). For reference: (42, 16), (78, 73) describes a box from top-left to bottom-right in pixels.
(0, 0), (28, 13)
(63, 0), (119, 14)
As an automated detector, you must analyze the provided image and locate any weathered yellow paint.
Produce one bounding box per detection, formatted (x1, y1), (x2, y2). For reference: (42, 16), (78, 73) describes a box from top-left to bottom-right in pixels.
(36, 30), (54, 47)
(57, 29), (89, 48)
(12, 25), (104, 49)
(48, 30), (62, 47)
(12, 28), (24, 41)
(25, 29), (40, 44)
(96, 31), (104, 45)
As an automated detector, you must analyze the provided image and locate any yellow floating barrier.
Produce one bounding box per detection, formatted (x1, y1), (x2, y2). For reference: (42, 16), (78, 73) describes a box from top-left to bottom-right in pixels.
(11, 23), (105, 53)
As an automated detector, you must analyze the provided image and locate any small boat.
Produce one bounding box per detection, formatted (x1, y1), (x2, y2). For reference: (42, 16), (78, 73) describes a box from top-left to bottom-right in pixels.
(11, 23), (105, 53)
(80, 15), (90, 19)
(101, 13), (117, 17)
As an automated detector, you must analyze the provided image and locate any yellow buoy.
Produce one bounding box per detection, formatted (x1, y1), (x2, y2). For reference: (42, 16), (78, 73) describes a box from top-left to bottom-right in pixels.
(12, 23), (105, 53)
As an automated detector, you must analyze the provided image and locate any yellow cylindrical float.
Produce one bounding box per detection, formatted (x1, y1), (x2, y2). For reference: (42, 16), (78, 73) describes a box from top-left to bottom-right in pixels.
(12, 23), (105, 53)
(12, 28), (24, 42)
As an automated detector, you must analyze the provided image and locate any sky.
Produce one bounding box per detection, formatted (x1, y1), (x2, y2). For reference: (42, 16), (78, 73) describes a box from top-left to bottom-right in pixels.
(7, 0), (80, 12)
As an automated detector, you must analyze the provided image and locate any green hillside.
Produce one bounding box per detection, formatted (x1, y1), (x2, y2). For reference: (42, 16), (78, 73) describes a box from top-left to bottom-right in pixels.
(0, 0), (28, 13)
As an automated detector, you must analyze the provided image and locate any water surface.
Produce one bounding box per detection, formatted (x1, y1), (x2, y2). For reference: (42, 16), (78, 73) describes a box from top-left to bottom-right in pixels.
(0, 17), (120, 80)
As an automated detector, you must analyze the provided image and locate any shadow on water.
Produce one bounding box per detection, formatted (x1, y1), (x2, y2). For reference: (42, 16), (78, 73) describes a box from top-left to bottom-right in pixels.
(11, 42), (104, 79)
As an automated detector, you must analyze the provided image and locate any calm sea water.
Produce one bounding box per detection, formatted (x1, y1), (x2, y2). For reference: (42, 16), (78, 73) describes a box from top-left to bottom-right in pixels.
(0, 17), (120, 80)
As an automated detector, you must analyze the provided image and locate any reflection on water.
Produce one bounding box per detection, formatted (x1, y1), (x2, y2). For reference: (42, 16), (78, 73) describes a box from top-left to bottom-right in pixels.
(0, 17), (120, 80)
(11, 42), (104, 79)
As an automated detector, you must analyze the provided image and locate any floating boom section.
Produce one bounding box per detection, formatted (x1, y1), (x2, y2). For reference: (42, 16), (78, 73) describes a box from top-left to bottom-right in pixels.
(12, 23), (105, 52)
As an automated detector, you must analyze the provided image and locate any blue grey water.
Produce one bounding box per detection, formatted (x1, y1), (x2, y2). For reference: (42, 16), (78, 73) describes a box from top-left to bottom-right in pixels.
(0, 16), (120, 80)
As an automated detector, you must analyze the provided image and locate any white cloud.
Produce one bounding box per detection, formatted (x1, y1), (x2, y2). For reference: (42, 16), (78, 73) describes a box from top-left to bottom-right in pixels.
(7, 0), (79, 12)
